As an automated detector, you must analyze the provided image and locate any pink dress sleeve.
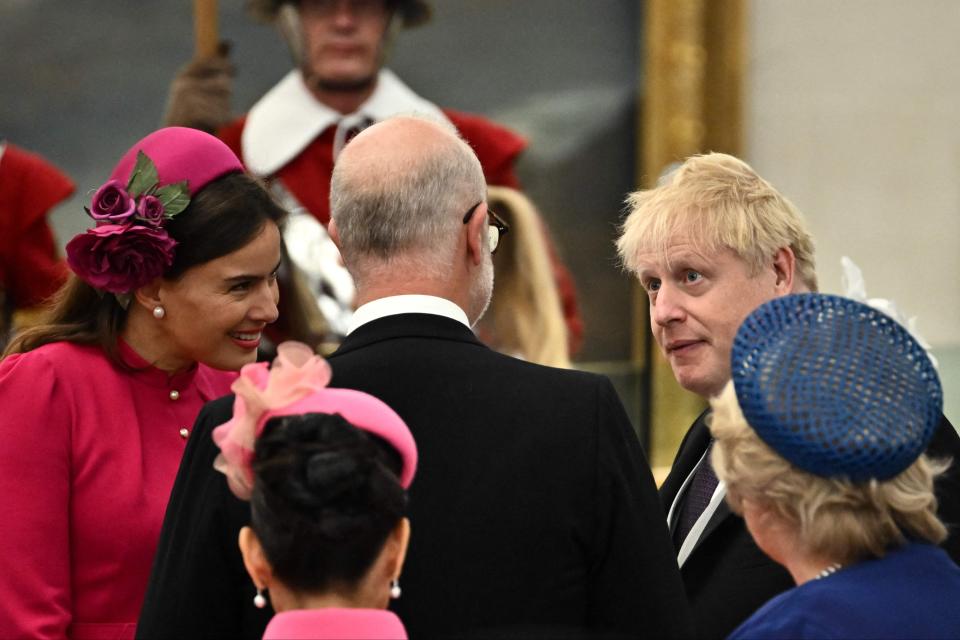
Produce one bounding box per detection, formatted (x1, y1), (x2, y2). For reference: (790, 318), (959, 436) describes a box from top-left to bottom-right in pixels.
(0, 350), (74, 639)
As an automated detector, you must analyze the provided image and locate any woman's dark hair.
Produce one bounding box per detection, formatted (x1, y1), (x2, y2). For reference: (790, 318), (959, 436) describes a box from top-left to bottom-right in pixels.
(4, 172), (286, 361)
(250, 412), (407, 594)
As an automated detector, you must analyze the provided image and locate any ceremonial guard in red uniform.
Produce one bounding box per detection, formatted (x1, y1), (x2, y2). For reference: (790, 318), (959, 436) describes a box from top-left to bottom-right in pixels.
(165, 0), (583, 350)
(0, 142), (72, 343)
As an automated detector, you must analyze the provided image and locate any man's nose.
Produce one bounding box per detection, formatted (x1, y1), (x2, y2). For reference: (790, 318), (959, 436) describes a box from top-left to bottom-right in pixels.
(651, 283), (686, 327)
(332, 0), (361, 26)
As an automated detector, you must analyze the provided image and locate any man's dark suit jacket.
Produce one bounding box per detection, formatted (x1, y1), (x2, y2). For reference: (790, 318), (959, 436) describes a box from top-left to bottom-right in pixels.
(138, 313), (692, 639)
(660, 409), (960, 640)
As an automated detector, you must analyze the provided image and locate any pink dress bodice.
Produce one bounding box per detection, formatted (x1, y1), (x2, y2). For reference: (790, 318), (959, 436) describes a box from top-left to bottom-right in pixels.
(263, 608), (407, 640)
(0, 341), (236, 639)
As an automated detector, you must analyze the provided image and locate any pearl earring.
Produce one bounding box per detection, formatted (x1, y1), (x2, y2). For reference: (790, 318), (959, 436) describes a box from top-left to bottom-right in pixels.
(390, 579), (402, 599)
(253, 588), (267, 609)
(152, 305), (165, 319)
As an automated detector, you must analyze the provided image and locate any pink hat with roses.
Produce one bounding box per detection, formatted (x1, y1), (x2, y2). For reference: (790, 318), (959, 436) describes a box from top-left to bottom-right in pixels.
(108, 126), (242, 196)
(66, 127), (243, 298)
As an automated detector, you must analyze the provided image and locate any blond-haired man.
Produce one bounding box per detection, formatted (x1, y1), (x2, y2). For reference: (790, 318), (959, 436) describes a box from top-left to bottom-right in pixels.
(616, 152), (960, 639)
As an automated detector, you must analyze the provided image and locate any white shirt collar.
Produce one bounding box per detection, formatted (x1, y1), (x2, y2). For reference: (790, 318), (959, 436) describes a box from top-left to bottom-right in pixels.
(347, 295), (471, 335)
(242, 68), (452, 176)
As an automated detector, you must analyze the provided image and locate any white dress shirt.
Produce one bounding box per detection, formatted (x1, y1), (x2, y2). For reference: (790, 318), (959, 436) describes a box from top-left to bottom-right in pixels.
(347, 295), (471, 335)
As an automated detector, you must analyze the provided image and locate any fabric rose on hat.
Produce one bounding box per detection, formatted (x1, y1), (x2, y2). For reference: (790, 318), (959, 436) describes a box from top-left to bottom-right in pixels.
(66, 224), (177, 294)
(68, 150), (192, 297)
(88, 179), (136, 223)
(136, 195), (166, 227)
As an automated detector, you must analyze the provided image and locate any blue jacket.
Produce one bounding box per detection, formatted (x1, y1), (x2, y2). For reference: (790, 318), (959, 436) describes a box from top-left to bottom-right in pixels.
(729, 542), (960, 639)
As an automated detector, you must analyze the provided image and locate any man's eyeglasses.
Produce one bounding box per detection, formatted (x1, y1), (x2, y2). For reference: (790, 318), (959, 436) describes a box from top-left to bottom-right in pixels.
(462, 202), (509, 254)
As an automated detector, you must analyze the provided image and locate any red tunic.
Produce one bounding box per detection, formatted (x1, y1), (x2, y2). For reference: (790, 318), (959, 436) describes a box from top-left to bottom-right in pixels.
(0, 144), (71, 309)
(0, 341), (237, 639)
(218, 110), (584, 352)
(218, 108), (524, 226)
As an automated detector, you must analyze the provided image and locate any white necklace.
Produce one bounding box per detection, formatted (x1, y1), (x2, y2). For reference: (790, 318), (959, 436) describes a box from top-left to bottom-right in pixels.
(814, 563), (842, 580)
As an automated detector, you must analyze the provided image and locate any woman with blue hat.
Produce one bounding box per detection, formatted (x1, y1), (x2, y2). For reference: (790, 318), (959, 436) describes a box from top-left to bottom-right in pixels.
(709, 293), (960, 639)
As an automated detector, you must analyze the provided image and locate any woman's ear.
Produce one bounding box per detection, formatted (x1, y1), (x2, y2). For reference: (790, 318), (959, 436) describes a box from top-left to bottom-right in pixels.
(387, 517), (411, 581)
(133, 278), (164, 313)
(238, 526), (272, 590)
(741, 498), (791, 564)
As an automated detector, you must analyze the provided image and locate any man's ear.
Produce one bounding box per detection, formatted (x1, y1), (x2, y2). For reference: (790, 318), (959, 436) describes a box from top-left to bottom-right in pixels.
(328, 218), (342, 250)
(133, 278), (164, 313)
(238, 526), (273, 590)
(771, 246), (796, 295)
(465, 203), (488, 267)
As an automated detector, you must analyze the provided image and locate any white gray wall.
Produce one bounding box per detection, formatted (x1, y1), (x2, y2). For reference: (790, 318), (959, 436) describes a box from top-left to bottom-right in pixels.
(746, 0), (960, 422)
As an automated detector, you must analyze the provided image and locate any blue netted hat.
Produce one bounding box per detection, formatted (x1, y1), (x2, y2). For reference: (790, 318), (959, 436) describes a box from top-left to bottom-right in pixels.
(731, 293), (942, 482)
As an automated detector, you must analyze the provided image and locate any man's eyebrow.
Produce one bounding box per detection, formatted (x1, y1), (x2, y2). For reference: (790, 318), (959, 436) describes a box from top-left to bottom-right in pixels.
(666, 250), (710, 267)
(223, 260), (282, 282)
(637, 251), (700, 270)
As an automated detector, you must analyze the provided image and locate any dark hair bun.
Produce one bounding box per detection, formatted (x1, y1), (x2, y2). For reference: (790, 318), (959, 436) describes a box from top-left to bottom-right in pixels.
(250, 412), (406, 592)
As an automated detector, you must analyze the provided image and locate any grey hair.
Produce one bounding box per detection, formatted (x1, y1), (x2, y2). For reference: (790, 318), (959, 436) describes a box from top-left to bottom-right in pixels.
(330, 119), (487, 277)
(709, 382), (948, 566)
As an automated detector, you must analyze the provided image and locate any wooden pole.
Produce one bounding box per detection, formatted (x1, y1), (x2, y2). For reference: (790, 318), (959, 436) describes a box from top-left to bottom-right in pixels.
(638, 0), (745, 473)
(194, 0), (219, 59)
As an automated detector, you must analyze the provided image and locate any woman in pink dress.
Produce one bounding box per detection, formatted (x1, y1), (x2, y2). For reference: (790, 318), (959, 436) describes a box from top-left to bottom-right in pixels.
(0, 127), (286, 639)
(212, 342), (417, 640)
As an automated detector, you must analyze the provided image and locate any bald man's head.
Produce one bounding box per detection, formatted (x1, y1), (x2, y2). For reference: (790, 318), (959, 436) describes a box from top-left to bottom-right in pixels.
(338, 116), (464, 171)
(330, 116), (487, 273)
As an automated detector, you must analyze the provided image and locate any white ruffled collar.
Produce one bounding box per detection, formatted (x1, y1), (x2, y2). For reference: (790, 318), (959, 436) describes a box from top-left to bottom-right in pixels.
(241, 68), (451, 176)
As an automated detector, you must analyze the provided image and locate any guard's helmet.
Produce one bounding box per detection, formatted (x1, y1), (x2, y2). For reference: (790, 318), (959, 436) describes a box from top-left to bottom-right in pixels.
(247, 0), (431, 28)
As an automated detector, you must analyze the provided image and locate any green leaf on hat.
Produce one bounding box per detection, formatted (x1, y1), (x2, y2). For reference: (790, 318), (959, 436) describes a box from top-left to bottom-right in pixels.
(114, 292), (132, 310)
(126, 151), (160, 198)
(156, 181), (191, 217)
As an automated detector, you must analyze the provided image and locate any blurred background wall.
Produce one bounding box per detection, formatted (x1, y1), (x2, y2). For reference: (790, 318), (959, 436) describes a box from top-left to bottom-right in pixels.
(1, 0), (647, 431)
(644, 0), (959, 472)
(0, 0), (640, 360)
(746, 0), (960, 423)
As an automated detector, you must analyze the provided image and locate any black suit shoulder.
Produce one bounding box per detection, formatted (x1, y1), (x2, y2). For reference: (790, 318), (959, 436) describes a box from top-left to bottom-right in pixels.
(328, 324), (690, 637)
(141, 317), (690, 639)
(659, 410), (793, 639)
(928, 414), (960, 562)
